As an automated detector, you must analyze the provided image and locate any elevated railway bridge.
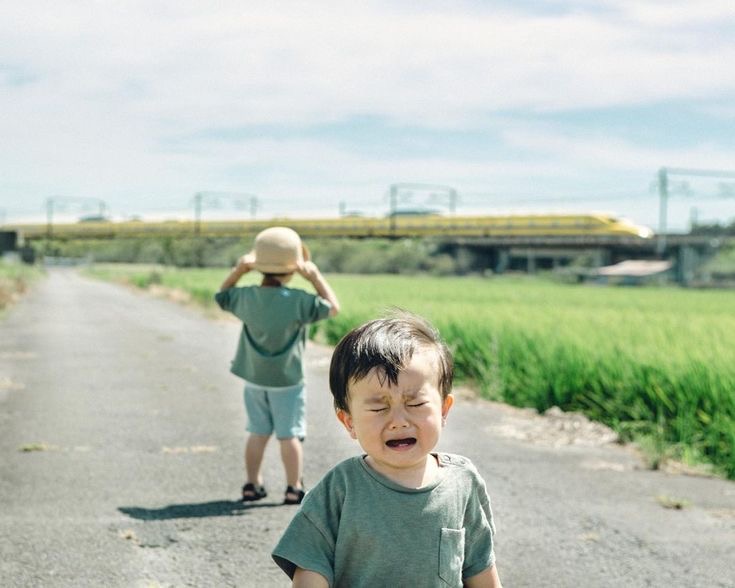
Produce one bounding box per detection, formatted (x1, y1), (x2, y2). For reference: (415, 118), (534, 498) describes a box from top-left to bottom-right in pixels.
(4, 214), (726, 284)
(438, 234), (723, 284)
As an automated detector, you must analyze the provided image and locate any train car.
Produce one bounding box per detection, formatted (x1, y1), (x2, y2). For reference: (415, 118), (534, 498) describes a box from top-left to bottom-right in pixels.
(255, 213), (653, 239)
(9, 213), (654, 241)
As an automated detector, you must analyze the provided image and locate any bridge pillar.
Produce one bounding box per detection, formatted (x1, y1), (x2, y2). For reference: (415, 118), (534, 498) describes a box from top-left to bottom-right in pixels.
(495, 249), (509, 274)
(672, 238), (727, 286)
(592, 249), (609, 268)
(676, 244), (702, 286)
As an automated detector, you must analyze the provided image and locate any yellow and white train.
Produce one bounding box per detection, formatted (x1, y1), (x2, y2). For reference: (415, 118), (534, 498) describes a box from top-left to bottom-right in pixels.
(10, 213), (654, 241)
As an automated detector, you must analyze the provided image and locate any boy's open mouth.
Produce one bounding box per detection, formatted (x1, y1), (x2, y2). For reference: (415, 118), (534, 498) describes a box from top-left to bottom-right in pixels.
(385, 437), (417, 448)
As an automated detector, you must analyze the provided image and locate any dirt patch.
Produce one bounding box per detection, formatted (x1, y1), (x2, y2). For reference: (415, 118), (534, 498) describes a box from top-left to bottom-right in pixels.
(148, 285), (192, 305)
(454, 385), (619, 447)
(0, 279), (24, 310)
(486, 402), (620, 447)
(455, 386), (721, 478)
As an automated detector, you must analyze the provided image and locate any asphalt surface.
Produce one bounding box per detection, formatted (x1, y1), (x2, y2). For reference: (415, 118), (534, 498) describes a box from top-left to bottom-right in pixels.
(0, 268), (733, 588)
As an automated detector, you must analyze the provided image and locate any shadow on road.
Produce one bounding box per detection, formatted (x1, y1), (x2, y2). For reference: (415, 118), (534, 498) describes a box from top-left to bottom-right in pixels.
(118, 499), (282, 520)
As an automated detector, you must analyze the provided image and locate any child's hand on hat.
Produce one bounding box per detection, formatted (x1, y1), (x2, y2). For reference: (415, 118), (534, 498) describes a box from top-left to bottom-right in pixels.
(236, 252), (257, 273)
(296, 260), (321, 282)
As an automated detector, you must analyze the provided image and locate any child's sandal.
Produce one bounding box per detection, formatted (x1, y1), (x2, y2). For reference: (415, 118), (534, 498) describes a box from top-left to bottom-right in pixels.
(284, 485), (305, 505)
(241, 482), (267, 502)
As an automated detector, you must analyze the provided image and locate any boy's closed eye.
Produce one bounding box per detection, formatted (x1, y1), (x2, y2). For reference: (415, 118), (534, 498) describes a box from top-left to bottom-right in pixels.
(368, 406), (388, 413)
(367, 401), (427, 412)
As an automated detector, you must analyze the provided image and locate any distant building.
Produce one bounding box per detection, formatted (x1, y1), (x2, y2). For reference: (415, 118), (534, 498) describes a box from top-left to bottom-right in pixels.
(594, 260), (673, 285)
(0, 230), (18, 254)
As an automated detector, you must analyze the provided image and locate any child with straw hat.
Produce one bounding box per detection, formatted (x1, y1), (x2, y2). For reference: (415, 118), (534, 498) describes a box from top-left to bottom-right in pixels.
(216, 226), (340, 504)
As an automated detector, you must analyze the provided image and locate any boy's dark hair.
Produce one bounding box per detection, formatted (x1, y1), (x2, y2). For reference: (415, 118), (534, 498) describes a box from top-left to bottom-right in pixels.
(261, 272), (293, 287)
(329, 310), (454, 412)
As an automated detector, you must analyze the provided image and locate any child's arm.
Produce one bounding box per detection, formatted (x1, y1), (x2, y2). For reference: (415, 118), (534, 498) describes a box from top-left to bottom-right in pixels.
(219, 253), (256, 291)
(292, 567), (329, 588)
(297, 261), (340, 317)
(464, 564), (502, 588)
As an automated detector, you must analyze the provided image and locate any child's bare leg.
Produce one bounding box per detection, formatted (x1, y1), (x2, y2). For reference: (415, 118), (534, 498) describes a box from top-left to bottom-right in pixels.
(279, 436), (303, 489)
(245, 433), (270, 485)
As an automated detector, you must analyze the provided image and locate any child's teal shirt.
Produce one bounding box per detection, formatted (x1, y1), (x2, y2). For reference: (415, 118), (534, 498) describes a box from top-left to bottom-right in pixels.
(272, 453), (496, 587)
(215, 285), (331, 387)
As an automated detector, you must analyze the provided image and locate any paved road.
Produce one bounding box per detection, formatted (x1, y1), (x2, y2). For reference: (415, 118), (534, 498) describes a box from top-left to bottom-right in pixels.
(1, 269), (733, 588)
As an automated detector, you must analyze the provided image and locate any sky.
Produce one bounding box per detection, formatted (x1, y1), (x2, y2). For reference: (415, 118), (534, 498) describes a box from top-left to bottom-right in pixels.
(2, 0), (735, 232)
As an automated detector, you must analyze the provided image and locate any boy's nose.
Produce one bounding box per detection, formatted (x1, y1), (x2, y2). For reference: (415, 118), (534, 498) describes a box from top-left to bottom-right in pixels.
(388, 408), (410, 428)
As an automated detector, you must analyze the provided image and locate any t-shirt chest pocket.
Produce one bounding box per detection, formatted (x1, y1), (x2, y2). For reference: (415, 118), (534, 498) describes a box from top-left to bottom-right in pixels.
(439, 527), (465, 586)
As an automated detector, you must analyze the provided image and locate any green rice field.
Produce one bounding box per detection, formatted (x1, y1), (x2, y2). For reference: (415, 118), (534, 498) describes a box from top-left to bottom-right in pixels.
(87, 264), (735, 478)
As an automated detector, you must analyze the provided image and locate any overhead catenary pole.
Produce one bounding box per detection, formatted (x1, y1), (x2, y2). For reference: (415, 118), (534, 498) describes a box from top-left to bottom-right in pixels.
(389, 185), (398, 235)
(193, 191), (260, 231)
(46, 197), (54, 241)
(389, 182), (458, 216)
(689, 206), (699, 230)
(194, 192), (203, 235)
(449, 189), (458, 215)
(657, 168), (668, 256)
(43, 195), (110, 237)
(656, 166), (735, 256)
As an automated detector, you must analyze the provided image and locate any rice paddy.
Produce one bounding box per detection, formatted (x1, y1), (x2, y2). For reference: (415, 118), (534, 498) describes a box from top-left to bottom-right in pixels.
(86, 264), (735, 478)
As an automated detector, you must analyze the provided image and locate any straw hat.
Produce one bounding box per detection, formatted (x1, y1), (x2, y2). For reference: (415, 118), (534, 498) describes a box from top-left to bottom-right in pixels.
(251, 226), (309, 274)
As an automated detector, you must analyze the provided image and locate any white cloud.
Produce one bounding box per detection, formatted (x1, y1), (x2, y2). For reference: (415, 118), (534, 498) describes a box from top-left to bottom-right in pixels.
(4, 2), (734, 127)
(614, 0), (735, 28)
(502, 127), (735, 171)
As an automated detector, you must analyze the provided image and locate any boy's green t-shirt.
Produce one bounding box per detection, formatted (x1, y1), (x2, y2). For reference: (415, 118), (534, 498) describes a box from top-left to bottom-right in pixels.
(272, 453), (496, 588)
(215, 285), (331, 387)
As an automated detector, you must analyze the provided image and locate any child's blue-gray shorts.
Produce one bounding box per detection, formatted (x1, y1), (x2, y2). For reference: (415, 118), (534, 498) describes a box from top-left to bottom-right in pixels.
(243, 382), (306, 440)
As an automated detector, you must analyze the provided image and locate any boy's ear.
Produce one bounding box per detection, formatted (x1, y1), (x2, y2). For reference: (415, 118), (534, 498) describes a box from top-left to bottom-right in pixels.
(441, 394), (454, 423)
(336, 409), (357, 439)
